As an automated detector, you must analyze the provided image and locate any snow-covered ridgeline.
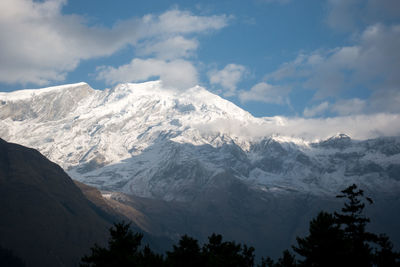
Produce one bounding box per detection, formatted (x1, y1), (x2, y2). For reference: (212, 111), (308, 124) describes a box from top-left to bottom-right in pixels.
(1, 81), (399, 201)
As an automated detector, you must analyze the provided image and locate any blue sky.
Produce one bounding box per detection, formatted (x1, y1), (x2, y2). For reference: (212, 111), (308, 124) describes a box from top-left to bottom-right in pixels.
(0, 0), (399, 119)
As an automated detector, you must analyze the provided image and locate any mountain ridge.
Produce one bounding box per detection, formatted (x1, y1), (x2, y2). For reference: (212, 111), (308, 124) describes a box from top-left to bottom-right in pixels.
(1, 81), (399, 201)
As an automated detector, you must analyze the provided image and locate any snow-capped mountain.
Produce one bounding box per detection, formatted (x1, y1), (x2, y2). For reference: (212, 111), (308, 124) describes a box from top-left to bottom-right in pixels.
(1, 81), (399, 201)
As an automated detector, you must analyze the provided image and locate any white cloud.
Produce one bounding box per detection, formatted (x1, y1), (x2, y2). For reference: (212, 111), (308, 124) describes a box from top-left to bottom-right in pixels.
(266, 23), (400, 113)
(0, 0), (137, 85)
(96, 58), (198, 90)
(239, 82), (290, 104)
(141, 9), (229, 36)
(208, 64), (247, 96)
(274, 113), (400, 140)
(196, 113), (400, 141)
(303, 102), (330, 117)
(96, 9), (230, 89)
(0, 0), (229, 86)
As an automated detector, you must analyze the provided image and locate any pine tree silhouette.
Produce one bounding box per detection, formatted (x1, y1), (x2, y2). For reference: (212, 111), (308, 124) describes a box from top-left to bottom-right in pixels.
(291, 184), (400, 267)
(80, 221), (163, 267)
(202, 233), (255, 267)
(293, 211), (347, 267)
(165, 235), (203, 267)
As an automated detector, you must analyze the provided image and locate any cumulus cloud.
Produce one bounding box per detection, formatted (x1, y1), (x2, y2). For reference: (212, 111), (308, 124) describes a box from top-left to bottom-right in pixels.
(96, 58), (198, 90)
(208, 64), (247, 96)
(141, 9), (229, 35)
(0, 0), (136, 85)
(266, 23), (400, 113)
(239, 82), (290, 104)
(96, 9), (229, 89)
(0, 0), (229, 87)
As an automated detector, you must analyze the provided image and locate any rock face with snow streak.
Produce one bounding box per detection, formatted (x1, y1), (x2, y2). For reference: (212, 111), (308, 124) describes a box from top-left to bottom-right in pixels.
(1, 81), (400, 202)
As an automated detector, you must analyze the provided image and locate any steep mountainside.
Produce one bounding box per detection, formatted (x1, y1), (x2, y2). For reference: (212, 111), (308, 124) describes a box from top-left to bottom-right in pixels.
(1, 81), (399, 201)
(0, 138), (113, 267)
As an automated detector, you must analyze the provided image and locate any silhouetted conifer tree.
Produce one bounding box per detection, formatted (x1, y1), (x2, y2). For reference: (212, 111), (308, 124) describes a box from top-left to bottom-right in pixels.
(165, 235), (203, 267)
(334, 184), (376, 266)
(291, 184), (400, 267)
(293, 211), (347, 266)
(80, 221), (163, 267)
(165, 233), (255, 267)
(202, 233), (255, 267)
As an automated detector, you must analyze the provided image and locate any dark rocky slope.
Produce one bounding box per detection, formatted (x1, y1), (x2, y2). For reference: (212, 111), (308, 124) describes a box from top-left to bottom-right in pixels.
(0, 139), (112, 266)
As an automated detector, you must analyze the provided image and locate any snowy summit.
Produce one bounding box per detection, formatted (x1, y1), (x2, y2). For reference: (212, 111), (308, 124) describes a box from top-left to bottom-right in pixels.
(1, 81), (400, 201)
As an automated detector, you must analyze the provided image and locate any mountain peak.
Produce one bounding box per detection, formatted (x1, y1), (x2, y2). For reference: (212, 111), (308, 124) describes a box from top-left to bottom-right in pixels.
(0, 82), (90, 102)
(100, 80), (253, 124)
(318, 133), (352, 149)
(332, 133), (351, 139)
(0, 82), (94, 121)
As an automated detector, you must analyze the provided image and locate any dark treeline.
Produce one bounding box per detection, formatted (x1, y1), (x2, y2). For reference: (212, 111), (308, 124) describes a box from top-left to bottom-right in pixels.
(81, 185), (400, 267)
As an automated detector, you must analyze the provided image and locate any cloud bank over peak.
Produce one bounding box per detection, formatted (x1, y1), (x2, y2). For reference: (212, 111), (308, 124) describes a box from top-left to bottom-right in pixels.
(97, 59), (198, 90)
(275, 113), (400, 140)
(196, 113), (400, 141)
